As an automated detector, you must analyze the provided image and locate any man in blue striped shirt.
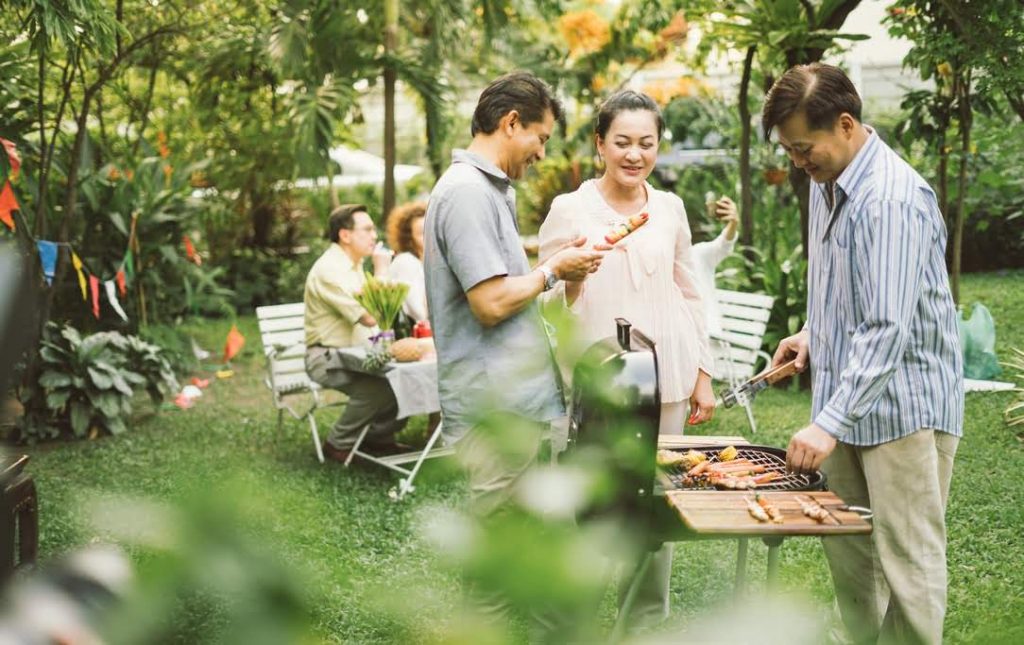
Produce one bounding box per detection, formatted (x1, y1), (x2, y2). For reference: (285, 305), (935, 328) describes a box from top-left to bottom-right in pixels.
(763, 64), (963, 645)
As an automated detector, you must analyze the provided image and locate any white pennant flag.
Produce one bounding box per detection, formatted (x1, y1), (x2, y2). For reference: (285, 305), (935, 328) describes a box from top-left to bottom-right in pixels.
(104, 279), (129, 322)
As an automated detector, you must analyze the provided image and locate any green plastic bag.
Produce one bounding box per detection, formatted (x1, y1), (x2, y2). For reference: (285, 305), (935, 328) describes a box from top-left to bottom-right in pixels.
(957, 302), (1001, 380)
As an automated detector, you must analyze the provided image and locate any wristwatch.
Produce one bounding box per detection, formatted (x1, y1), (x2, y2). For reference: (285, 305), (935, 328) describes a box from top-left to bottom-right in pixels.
(538, 265), (559, 291)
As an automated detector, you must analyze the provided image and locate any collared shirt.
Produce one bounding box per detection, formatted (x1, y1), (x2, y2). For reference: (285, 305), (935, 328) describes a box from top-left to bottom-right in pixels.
(424, 149), (565, 442)
(304, 244), (375, 348)
(807, 127), (964, 446)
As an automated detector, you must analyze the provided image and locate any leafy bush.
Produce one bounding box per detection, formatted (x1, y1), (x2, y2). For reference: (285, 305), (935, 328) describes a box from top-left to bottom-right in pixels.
(17, 323), (179, 442)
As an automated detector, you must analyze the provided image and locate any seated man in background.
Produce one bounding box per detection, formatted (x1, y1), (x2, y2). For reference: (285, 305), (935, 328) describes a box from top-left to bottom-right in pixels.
(304, 204), (406, 462)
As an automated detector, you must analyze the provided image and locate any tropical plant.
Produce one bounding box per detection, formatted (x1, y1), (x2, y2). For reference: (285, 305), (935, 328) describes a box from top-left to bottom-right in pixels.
(17, 322), (178, 441)
(885, 0), (1024, 302)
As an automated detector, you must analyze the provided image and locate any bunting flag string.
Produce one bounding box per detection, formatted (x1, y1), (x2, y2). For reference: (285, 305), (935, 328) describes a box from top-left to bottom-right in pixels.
(0, 138), (206, 323)
(89, 275), (100, 319)
(104, 280), (129, 322)
(71, 252), (88, 300)
(36, 240), (58, 285)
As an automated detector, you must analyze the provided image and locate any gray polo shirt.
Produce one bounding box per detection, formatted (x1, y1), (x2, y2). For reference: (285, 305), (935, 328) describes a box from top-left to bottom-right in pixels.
(424, 149), (565, 442)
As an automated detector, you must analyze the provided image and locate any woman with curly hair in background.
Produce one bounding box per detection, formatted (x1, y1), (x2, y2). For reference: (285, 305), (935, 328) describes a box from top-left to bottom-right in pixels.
(386, 200), (428, 323)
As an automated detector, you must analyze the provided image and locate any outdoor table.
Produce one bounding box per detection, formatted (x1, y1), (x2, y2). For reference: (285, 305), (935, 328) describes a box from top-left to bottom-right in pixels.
(331, 347), (448, 499)
(333, 347), (440, 419)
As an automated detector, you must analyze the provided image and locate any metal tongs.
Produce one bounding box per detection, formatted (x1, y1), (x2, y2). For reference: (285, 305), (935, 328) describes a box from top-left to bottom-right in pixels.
(718, 358), (801, 408)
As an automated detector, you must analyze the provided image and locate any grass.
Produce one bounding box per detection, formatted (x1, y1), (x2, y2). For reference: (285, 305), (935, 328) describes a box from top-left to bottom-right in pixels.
(18, 270), (1024, 643)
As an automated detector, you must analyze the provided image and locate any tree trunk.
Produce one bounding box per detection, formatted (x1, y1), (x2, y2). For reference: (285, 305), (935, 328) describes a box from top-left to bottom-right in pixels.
(789, 166), (811, 259)
(951, 72), (973, 305)
(382, 0), (398, 223)
(738, 45), (756, 264)
(937, 131), (951, 268)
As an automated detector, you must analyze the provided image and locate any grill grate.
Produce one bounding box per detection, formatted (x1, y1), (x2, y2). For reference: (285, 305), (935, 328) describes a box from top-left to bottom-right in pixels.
(662, 446), (822, 492)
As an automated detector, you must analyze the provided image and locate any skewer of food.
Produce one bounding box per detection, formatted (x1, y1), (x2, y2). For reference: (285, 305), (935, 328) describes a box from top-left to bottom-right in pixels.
(755, 493), (784, 523)
(604, 212), (649, 244)
(746, 496), (770, 522)
(797, 495), (835, 524)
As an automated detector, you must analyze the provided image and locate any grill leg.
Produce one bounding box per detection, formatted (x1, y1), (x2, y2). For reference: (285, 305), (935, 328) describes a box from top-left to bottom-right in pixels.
(734, 538), (749, 599)
(611, 550), (655, 643)
(763, 536), (784, 590)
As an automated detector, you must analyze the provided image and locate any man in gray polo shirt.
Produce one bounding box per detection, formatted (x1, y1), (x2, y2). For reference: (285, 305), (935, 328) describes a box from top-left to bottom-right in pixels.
(424, 72), (606, 517)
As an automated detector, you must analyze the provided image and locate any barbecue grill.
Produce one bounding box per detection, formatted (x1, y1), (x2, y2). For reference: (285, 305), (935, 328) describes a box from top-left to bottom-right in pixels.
(564, 319), (867, 639)
(565, 319), (824, 515)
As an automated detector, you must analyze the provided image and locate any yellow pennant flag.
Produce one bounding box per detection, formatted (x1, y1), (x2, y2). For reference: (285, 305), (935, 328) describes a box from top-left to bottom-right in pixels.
(71, 252), (88, 301)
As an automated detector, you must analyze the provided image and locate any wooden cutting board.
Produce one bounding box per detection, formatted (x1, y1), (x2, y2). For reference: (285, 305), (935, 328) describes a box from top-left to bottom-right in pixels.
(664, 490), (872, 537)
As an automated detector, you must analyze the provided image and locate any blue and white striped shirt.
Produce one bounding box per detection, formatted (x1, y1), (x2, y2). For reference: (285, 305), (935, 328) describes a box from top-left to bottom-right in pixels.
(807, 127), (964, 446)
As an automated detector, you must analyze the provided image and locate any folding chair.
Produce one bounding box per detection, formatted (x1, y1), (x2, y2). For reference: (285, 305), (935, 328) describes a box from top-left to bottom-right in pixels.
(256, 302), (341, 463)
(708, 289), (776, 433)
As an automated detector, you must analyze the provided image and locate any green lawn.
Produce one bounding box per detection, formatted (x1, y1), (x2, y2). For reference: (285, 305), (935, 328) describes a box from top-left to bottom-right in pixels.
(22, 270), (1024, 643)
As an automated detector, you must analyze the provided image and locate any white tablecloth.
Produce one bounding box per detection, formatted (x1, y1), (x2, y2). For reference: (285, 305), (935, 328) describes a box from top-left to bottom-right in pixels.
(335, 347), (440, 420)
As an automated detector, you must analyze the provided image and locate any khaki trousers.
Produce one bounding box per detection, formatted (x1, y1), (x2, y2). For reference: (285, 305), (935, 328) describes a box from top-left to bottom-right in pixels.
(821, 429), (958, 645)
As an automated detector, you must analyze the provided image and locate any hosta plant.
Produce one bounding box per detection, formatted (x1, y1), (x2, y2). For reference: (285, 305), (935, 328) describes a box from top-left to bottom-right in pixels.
(17, 323), (179, 441)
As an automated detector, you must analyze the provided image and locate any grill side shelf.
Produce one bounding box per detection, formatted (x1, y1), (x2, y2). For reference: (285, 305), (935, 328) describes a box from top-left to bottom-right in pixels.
(663, 490), (873, 537)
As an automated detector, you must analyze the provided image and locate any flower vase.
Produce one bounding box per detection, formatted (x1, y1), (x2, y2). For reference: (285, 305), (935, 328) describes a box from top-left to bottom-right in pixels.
(363, 329), (395, 371)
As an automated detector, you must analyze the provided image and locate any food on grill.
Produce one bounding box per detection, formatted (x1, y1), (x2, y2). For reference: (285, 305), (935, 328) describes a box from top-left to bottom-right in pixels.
(662, 444), (822, 492)
(711, 474), (757, 489)
(681, 449), (707, 469)
(718, 445), (739, 462)
(687, 460), (710, 476)
(746, 497), (770, 522)
(656, 449), (687, 468)
(604, 212), (649, 244)
(755, 494), (784, 523)
(797, 496), (832, 523)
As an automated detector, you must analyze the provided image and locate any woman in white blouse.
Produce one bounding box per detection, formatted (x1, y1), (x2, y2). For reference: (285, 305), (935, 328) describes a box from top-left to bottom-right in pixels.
(385, 201), (428, 323)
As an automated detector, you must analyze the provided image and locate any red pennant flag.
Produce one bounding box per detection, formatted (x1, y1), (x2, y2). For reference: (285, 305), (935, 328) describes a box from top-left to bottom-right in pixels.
(222, 324), (245, 363)
(116, 268), (127, 296)
(89, 274), (101, 319)
(0, 181), (17, 231)
(1, 138), (20, 179)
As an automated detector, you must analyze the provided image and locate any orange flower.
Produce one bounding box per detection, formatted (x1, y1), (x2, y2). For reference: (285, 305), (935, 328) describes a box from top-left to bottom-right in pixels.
(659, 11), (688, 44)
(125, 169), (134, 181)
(159, 143), (171, 159)
(108, 166), (121, 181)
(559, 10), (610, 57)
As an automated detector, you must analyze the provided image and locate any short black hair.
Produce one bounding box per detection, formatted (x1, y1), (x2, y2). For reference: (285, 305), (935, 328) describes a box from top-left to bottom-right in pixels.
(595, 90), (665, 141)
(325, 204), (368, 242)
(471, 71), (566, 136)
(762, 63), (862, 140)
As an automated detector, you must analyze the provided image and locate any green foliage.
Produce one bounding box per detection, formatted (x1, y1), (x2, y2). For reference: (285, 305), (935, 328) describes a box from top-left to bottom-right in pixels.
(518, 155), (598, 232)
(22, 272), (1024, 642)
(17, 322), (178, 442)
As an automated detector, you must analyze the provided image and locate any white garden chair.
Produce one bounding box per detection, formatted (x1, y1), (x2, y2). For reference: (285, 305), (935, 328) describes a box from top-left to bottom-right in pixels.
(708, 289), (776, 433)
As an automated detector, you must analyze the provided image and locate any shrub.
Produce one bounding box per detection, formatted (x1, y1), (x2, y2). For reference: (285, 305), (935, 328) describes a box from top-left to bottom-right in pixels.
(17, 323), (179, 442)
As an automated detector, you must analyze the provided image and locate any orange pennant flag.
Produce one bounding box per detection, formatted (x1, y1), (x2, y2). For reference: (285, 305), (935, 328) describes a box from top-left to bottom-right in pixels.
(183, 234), (202, 266)
(0, 181), (17, 231)
(89, 274), (101, 319)
(71, 252), (88, 300)
(116, 268), (127, 296)
(222, 324), (245, 363)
